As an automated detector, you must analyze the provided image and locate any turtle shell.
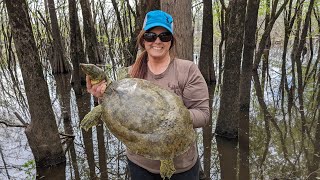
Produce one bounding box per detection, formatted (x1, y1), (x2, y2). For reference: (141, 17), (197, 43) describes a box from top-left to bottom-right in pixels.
(101, 78), (196, 160)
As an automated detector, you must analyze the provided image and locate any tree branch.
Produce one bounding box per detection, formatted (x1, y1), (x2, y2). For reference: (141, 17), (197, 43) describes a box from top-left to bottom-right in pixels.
(0, 121), (27, 128)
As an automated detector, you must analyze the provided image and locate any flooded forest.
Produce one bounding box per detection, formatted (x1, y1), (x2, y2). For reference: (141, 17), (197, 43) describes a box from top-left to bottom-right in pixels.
(0, 0), (320, 179)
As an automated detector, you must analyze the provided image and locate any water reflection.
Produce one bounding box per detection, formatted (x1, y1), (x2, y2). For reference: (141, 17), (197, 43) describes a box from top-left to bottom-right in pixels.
(37, 162), (66, 180)
(2, 69), (212, 179)
(216, 136), (237, 180)
(3, 44), (319, 179)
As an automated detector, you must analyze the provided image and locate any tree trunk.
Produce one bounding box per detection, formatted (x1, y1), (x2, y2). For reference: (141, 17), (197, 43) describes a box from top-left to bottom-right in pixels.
(69, 0), (86, 94)
(47, 0), (70, 73)
(218, 6), (225, 86)
(215, 0), (247, 138)
(253, 0), (289, 70)
(309, 69), (320, 179)
(136, 0), (161, 30)
(97, 124), (108, 179)
(63, 112), (80, 180)
(4, 0), (65, 172)
(279, 0), (296, 152)
(69, 0), (96, 179)
(198, 0), (215, 179)
(216, 136), (237, 180)
(309, 13), (320, 178)
(111, 0), (130, 65)
(78, 94), (97, 179)
(239, 0), (260, 179)
(126, 0), (160, 67)
(293, 0), (316, 176)
(80, 0), (102, 64)
(161, 0), (193, 60)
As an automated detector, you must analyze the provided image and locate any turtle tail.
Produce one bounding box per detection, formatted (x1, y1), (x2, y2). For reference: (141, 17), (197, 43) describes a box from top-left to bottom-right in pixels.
(80, 105), (103, 131)
(160, 159), (175, 180)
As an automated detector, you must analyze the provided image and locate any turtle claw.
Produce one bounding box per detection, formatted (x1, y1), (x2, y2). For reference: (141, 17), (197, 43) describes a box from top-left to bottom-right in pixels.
(80, 105), (103, 131)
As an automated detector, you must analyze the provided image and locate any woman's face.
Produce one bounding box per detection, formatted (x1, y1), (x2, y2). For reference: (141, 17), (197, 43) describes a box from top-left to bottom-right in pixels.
(143, 27), (172, 60)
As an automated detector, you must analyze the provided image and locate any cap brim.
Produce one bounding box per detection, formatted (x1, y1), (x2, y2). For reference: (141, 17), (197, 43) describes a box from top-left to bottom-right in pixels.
(143, 22), (173, 34)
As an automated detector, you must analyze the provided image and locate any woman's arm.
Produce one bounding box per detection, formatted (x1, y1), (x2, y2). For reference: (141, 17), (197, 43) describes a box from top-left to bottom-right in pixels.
(182, 63), (210, 128)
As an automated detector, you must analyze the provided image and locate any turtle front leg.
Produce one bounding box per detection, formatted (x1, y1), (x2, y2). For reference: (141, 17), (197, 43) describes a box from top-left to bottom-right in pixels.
(80, 105), (103, 131)
(160, 159), (175, 180)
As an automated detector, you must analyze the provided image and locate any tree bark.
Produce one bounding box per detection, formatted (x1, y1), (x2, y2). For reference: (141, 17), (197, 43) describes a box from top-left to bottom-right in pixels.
(126, 0), (160, 67)
(216, 136), (237, 180)
(69, 0), (96, 179)
(161, 0), (193, 60)
(218, 5), (225, 86)
(69, 0), (86, 94)
(215, 0), (247, 138)
(111, 0), (130, 65)
(253, 0), (289, 70)
(308, 12), (320, 178)
(78, 94), (97, 179)
(4, 0), (65, 172)
(239, 0), (260, 179)
(292, 0), (316, 176)
(47, 0), (70, 73)
(97, 124), (108, 179)
(80, 0), (102, 64)
(198, 0), (215, 179)
(309, 68), (320, 179)
(63, 112), (80, 180)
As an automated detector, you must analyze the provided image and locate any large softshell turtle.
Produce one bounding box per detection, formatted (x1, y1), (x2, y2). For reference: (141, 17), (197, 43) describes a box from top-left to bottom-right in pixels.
(80, 64), (196, 179)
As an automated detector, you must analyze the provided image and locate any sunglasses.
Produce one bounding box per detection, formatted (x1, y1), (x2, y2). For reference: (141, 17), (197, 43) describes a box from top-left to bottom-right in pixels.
(143, 32), (173, 42)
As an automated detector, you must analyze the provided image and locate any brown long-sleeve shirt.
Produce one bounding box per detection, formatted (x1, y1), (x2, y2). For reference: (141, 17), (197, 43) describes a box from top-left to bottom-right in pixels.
(127, 58), (210, 174)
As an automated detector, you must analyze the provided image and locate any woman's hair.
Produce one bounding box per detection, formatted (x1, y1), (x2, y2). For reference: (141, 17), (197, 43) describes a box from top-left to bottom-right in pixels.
(130, 30), (176, 79)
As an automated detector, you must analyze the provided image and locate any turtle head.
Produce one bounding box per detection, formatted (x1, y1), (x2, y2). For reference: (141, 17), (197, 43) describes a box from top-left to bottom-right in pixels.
(80, 63), (110, 85)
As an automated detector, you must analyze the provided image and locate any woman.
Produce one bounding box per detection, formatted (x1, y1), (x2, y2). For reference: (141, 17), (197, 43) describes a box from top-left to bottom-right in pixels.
(87, 10), (209, 180)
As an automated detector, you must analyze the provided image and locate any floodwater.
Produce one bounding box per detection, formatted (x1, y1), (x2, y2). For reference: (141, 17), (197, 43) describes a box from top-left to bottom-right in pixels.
(0, 67), (223, 179)
(1, 42), (319, 179)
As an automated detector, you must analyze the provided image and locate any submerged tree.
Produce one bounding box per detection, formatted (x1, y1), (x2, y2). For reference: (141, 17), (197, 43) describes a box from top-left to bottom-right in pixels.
(198, 0), (216, 179)
(47, 0), (70, 73)
(4, 0), (66, 177)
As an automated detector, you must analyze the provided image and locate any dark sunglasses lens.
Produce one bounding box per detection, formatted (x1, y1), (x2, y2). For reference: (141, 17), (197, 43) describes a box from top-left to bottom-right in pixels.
(159, 33), (172, 42)
(144, 32), (172, 42)
(143, 33), (157, 42)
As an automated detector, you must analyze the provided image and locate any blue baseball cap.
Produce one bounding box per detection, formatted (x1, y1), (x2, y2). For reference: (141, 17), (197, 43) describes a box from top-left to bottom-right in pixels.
(143, 10), (174, 34)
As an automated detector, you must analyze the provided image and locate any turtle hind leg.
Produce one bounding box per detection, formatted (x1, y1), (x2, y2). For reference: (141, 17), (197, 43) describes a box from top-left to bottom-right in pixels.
(160, 159), (175, 180)
(80, 105), (103, 131)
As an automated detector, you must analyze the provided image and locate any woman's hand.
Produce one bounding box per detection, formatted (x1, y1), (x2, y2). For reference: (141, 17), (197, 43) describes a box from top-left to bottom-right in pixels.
(86, 75), (107, 98)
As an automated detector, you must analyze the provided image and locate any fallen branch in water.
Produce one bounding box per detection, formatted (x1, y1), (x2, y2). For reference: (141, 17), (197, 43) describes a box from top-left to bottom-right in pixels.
(0, 112), (29, 128)
(13, 112), (28, 126)
(0, 121), (27, 128)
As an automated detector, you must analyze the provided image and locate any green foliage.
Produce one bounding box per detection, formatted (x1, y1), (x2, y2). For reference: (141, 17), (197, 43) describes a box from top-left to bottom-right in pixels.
(98, 35), (109, 44)
(22, 160), (36, 180)
(0, 57), (7, 69)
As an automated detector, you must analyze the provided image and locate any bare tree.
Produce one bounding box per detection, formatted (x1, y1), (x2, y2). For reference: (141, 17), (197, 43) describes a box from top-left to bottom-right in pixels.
(308, 7), (320, 179)
(215, 0), (247, 179)
(239, 0), (260, 179)
(80, 0), (102, 64)
(215, 0), (247, 139)
(198, 0), (216, 179)
(47, 0), (70, 73)
(4, 0), (66, 177)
